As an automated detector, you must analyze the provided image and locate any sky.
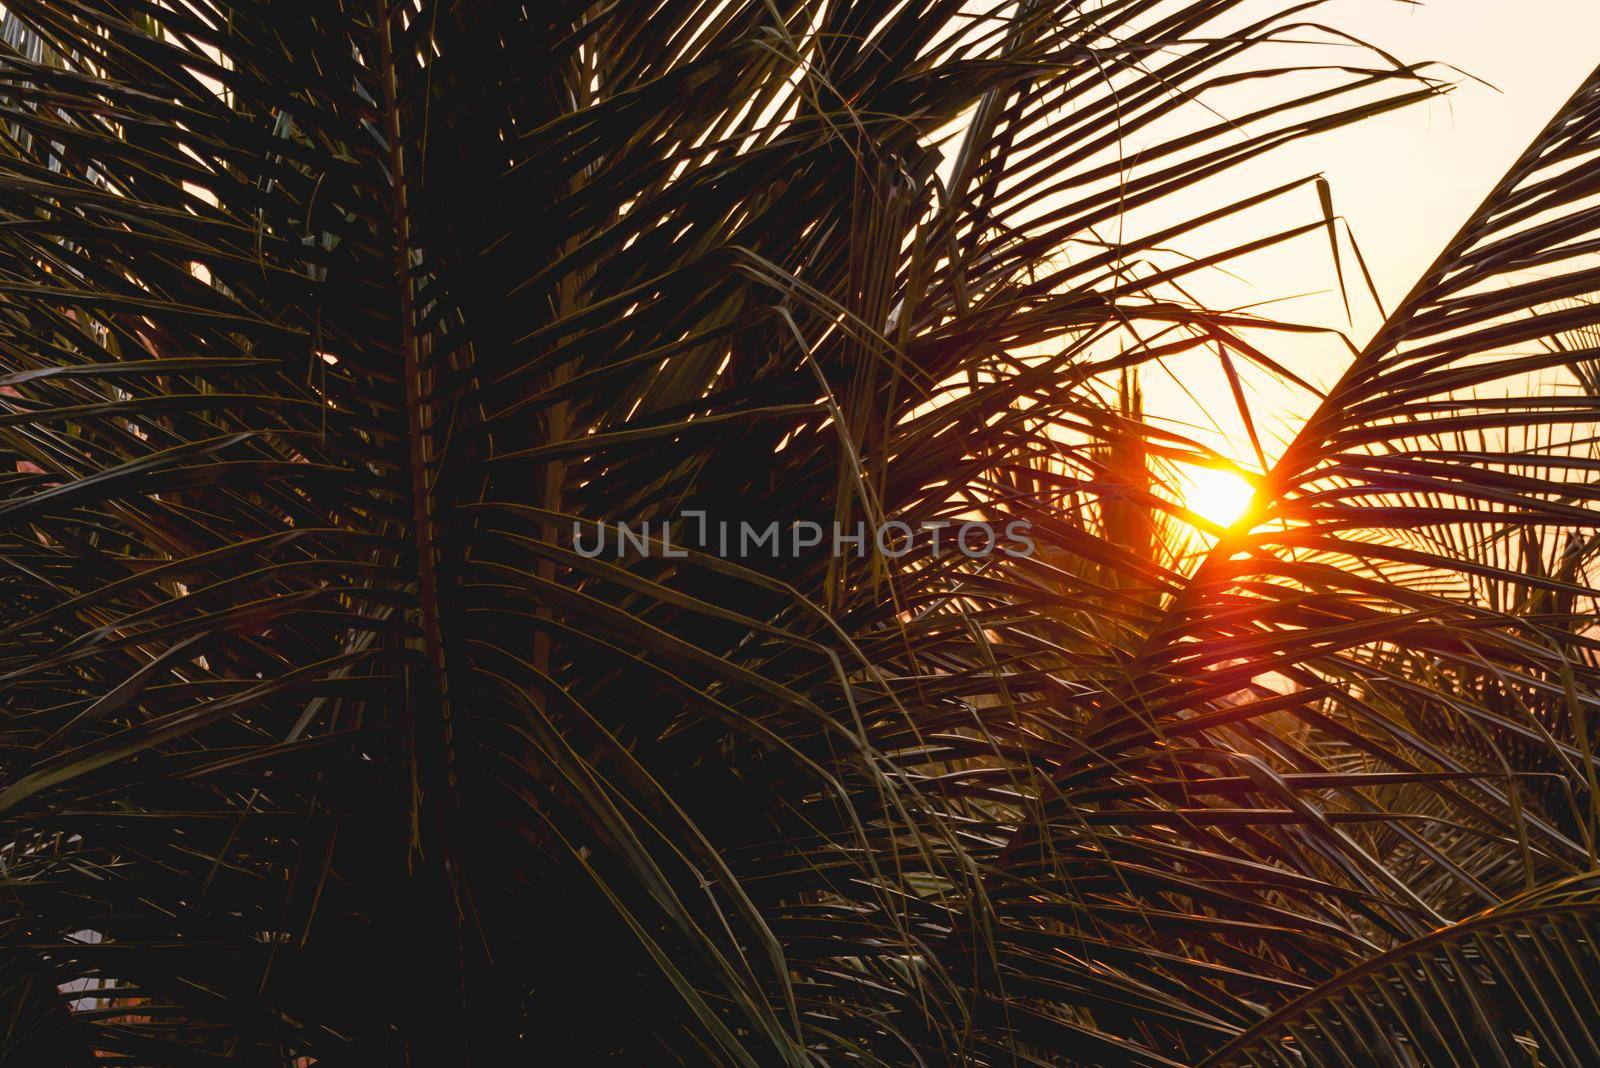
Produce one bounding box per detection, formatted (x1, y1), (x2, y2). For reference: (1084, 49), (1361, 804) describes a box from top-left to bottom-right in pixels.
(1131, 0), (1600, 488)
(1293, 0), (1600, 310)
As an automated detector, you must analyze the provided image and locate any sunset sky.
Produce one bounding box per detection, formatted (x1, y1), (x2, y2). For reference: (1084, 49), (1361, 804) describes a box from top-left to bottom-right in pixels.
(1298, 0), (1599, 312)
(1137, 0), (1600, 502)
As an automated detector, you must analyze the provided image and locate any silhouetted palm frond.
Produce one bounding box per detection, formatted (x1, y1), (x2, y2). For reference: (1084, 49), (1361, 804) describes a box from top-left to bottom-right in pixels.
(3, 2), (1599, 1066)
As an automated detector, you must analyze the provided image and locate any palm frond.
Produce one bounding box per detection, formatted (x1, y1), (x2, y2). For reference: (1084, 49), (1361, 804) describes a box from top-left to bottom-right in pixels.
(5, 1), (1592, 1066)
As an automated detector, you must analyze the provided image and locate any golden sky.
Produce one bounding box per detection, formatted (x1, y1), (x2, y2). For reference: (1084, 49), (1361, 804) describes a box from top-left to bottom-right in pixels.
(1134, 0), (1600, 495)
(1291, 0), (1600, 312)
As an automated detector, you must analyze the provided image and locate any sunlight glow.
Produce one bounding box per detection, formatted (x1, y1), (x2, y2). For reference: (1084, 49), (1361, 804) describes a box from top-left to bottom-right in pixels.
(1180, 466), (1258, 530)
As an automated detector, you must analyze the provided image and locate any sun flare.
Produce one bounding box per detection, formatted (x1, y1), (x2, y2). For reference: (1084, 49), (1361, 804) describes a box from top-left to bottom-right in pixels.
(1180, 465), (1258, 529)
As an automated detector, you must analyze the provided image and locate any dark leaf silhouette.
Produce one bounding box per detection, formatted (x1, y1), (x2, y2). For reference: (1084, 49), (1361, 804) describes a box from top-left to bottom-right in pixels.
(0, 2), (1595, 1066)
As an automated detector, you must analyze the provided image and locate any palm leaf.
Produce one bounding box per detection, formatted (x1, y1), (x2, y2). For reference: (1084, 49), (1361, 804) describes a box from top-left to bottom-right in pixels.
(1204, 873), (1600, 1067)
(0, 1), (1566, 1065)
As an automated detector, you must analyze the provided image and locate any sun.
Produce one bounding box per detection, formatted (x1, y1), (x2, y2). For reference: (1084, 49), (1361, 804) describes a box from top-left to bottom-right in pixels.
(1179, 464), (1259, 530)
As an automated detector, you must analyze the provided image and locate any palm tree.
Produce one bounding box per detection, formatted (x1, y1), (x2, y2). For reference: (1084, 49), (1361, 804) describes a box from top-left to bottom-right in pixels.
(0, 1), (1596, 1065)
